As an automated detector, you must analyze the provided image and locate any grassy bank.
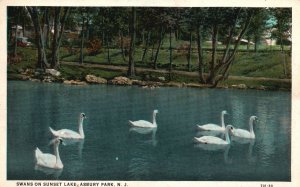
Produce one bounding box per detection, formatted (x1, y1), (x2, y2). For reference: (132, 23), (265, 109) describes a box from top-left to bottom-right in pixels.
(7, 46), (291, 91)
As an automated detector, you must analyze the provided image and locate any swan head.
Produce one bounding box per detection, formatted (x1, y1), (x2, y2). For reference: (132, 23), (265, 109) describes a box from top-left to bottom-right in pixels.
(225, 125), (234, 133)
(222, 110), (229, 115)
(49, 137), (64, 146)
(80, 113), (87, 119)
(153, 110), (159, 114)
(250, 116), (258, 122)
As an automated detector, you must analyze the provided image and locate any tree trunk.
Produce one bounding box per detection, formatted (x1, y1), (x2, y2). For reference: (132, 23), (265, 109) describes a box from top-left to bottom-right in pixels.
(127, 7), (136, 76)
(207, 24), (218, 84)
(169, 28), (172, 72)
(141, 31), (151, 63)
(51, 7), (70, 68)
(13, 11), (19, 57)
(107, 34), (111, 63)
(212, 11), (254, 87)
(119, 30), (126, 62)
(151, 43), (155, 62)
(50, 8), (61, 68)
(153, 26), (165, 69)
(188, 31), (192, 72)
(168, 28), (173, 81)
(196, 26), (204, 83)
(27, 7), (49, 69)
(80, 16), (85, 64)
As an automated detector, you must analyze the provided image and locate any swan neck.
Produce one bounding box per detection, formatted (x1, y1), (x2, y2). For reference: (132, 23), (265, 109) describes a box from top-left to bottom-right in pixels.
(225, 128), (231, 144)
(54, 143), (61, 166)
(249, 119), (254, 136)
(221, 112), (225, 128)
(79, 118), (85, 138)
(152, 113), (157, 126)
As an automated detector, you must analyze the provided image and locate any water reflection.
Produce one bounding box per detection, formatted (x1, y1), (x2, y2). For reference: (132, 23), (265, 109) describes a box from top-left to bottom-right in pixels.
(34, 165), (62, 179)
(128, 127), (157, 179)
(61, 139), (85, 159)
(194, 144), (232, 164)
(232, 137), (256, 163)
(129, 127), (157, 146)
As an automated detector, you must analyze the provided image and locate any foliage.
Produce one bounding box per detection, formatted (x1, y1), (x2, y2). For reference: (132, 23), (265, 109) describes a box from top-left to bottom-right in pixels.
(87, 39), (102, 56)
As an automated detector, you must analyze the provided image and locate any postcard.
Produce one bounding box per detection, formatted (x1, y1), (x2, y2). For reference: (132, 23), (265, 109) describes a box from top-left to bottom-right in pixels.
(1, 0), (299, 187)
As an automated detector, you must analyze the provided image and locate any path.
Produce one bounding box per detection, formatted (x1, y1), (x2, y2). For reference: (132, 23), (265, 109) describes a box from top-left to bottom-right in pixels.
(61, 61), (291, 84)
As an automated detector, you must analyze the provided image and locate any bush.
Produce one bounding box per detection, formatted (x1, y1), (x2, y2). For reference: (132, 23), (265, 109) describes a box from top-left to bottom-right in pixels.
(87, 39), (102, 56)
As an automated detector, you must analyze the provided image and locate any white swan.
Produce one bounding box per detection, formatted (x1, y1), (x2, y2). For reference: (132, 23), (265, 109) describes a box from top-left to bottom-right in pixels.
(129, 110), (158, 128)
(35, 138), (64, 169)
(193, 125), (234, 145)
(231, 116), (258, 139)
(49, 113), (87, 139)
(197, 110), (228, 131)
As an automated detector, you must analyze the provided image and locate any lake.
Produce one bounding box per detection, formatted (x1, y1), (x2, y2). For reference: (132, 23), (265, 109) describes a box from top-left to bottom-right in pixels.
(7, 81), (291, 181)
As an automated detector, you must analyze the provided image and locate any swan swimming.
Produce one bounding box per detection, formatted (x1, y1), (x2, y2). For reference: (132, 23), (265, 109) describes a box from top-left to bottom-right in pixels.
(193, 125), (234, 145)
(197, 110), (228, 131)
(49, 113), (87, 139)
(35, 138), (64, 169)
(231, 116), (258, 139)
(129, 110), (158, 128)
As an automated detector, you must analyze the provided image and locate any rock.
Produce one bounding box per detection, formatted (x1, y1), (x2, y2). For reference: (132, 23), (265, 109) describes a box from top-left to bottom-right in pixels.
(157, 76), (166, 81)
(29, 78), (41, 82)
(63, 80), (87, 85)
(132, 80), (147, 86)
(8, 74), (30, 80)
(85, 75), (107, 84)
(257, 85), (266, 90)
(42, 76), (53, 83)
(231, 84), (247, 89)
(46, 69), (61, 77)
(23, 68), (35, 75)
(165, 82), (183, 87)
(109, 76), (132, 85)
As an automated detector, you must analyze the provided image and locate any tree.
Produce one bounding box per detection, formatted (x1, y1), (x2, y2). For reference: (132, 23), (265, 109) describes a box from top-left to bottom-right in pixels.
(27, 6), (70, 69)
(51, 7), (70, 68)
(127, 7), (136, 76)
(27, 7), (49, 69)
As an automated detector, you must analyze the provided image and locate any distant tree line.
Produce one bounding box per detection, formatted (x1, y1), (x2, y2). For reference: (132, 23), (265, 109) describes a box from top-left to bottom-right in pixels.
(7, 7), (291, 86)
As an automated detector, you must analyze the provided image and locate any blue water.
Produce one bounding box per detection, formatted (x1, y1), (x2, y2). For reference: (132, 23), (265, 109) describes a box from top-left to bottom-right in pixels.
(7, 81), (291, 181)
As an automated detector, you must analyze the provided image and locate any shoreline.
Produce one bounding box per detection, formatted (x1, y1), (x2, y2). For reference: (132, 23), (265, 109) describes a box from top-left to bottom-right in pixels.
(7, 71), (291, 92)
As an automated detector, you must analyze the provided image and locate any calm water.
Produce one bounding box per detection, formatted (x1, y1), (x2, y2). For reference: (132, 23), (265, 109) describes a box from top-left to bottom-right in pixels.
(7, 81), (291, 181)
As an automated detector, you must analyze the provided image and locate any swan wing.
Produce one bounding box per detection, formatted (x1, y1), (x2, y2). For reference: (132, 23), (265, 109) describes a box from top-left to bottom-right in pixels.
(35, 148), (56, 168)
(197, 124), (223, 131)
(50, 128), (81, 139)
(232, 128), (252, 138)
(129, 120), (155, 128)
(195, 136), (227, 145)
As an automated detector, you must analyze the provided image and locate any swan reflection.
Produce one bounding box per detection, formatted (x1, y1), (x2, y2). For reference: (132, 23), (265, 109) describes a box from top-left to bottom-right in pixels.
(34, 165), (62, 179)
(128, 127), (157, 179)
(129, 127), (157, 146)
(60, 138), (85, 159)
(194, 144), (232, 164)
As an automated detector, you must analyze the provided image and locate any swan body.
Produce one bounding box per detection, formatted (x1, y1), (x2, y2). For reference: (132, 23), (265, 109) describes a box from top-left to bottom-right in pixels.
(197, 110), (228, 131)
(50, 113), (87, 139)
(232, 116), (257, 139)
(194, 125), (234, 145)
(129, 110), (158, 128)
(35, 138), (63, 169)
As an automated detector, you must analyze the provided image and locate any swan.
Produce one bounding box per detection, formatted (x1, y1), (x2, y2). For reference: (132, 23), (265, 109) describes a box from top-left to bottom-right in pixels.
(129, 110), (158, 128)
(35, 138), (64, 169)
(197, 110), (228, 131)
(49, 113), (87, 139)
(193, 125), (234, 145)
(231, 116), (258, 139)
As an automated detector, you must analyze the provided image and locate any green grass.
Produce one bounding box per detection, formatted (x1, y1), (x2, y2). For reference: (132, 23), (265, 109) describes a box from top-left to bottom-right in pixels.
(7, 44), (291, 90)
